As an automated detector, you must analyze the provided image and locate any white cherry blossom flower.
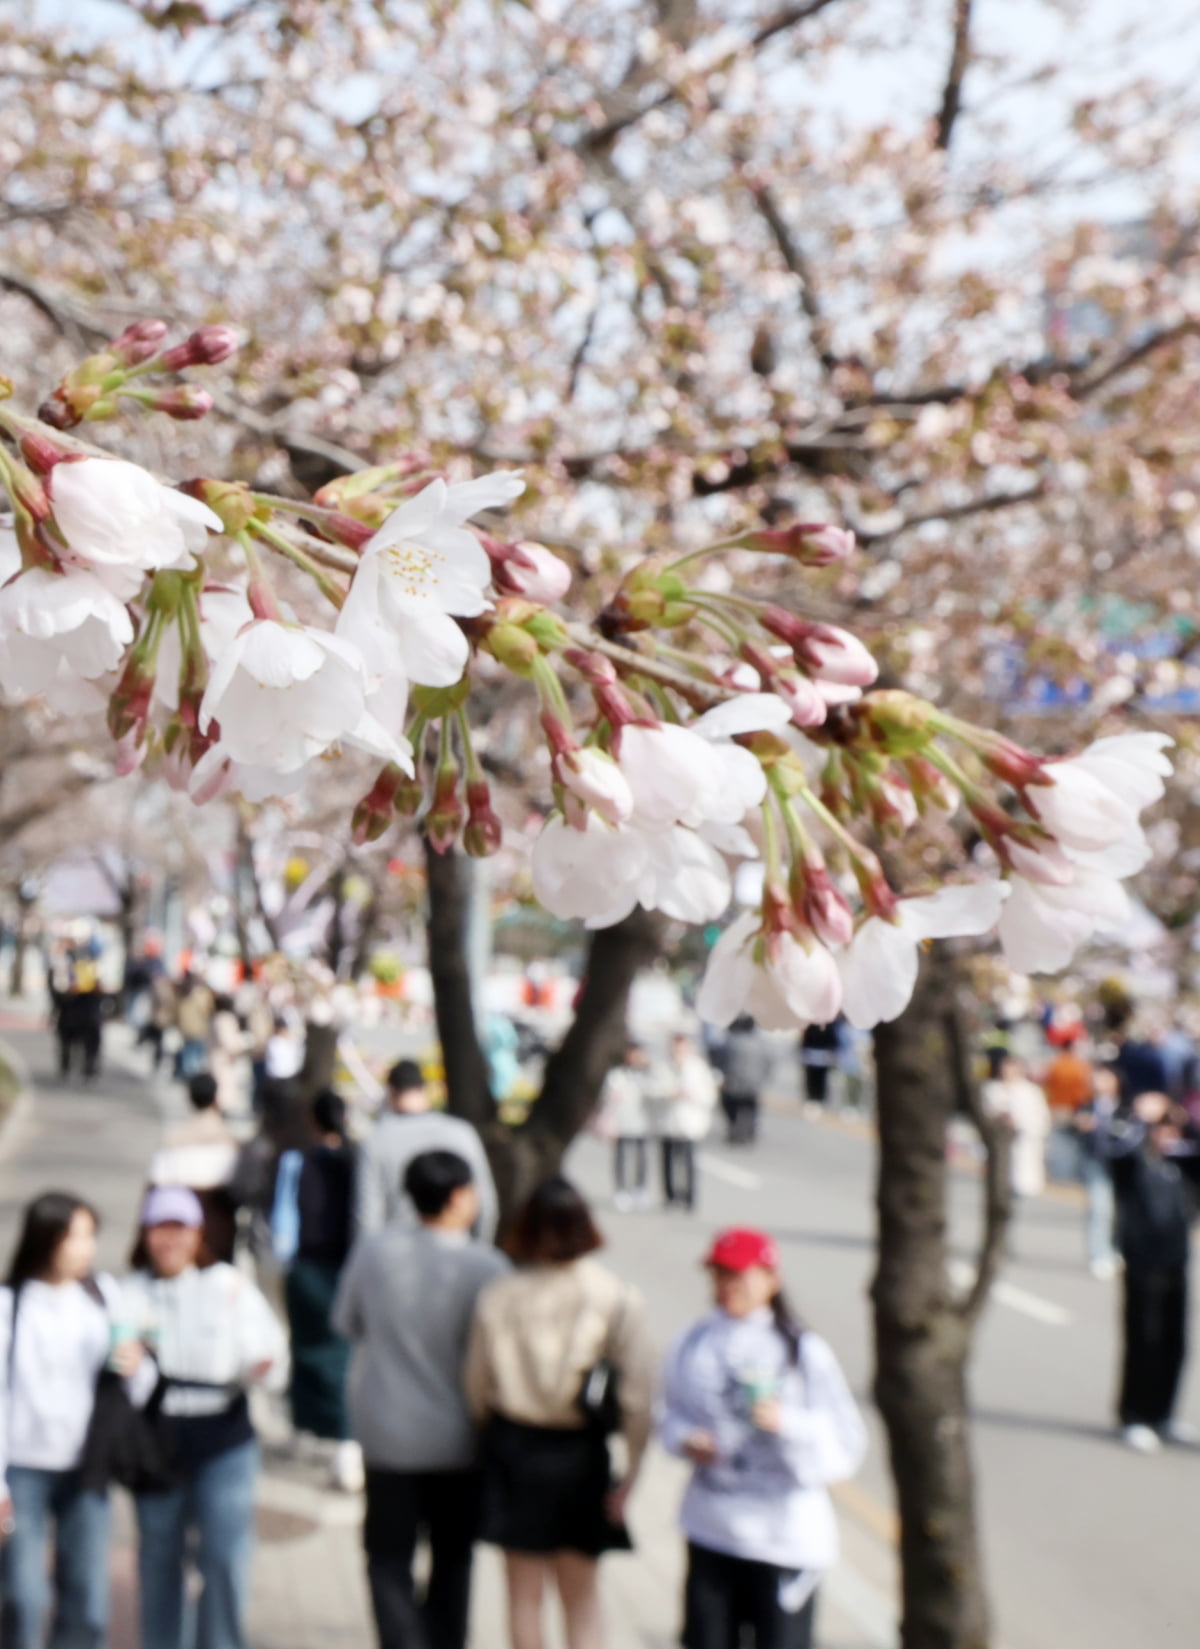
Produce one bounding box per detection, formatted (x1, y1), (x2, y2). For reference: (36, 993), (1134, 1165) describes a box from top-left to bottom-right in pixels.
(838, 881), (1010, 1030)
(997, 869), (1131, 975)
(337, 472), (524, 688)
(0, 565), (134, 694)
(198, 619), (369, 773)
(50, 458), (222, 574)
(697, 911), (843, 1031)
(557, 747), (634, 827)
(531, 813), (647, 925)
(155, 586), (254, 711)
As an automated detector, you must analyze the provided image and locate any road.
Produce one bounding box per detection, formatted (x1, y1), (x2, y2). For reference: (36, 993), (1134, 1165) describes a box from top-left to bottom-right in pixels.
(563, 1103), (1200, 1649)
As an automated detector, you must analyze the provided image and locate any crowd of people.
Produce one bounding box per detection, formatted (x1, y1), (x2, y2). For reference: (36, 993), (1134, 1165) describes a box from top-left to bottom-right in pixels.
(0, 1051), (867, 1649)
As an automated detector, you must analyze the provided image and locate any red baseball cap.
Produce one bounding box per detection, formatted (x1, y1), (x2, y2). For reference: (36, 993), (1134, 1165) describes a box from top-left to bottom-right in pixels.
(704, 1227), (779, 1273)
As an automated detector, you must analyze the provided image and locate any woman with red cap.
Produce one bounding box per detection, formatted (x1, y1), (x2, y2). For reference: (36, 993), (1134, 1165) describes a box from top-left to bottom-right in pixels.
(661, 1227), (866, 1649)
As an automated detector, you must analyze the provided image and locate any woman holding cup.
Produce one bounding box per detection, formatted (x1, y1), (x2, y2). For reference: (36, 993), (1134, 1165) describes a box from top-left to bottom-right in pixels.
(0, 1191), (117, 1649)
(661, 1228), (867, 1649)
(119, 1186), (287, 1649)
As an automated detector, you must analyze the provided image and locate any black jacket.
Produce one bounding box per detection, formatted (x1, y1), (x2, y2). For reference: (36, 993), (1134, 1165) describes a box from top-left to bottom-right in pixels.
(1105, 1120), (1200, 1273)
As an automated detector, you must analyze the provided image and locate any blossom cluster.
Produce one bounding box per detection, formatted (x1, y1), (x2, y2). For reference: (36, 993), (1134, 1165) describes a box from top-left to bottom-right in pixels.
(0, 327), (1174, 1035)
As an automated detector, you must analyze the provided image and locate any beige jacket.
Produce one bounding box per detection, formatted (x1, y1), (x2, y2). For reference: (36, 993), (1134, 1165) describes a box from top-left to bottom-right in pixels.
(464, 1258), (656, 1469)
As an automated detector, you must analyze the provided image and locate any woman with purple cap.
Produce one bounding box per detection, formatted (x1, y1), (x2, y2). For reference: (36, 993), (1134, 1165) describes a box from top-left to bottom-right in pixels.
(661, 1227), (867, 1649)
(118, 1185), (287, 1649)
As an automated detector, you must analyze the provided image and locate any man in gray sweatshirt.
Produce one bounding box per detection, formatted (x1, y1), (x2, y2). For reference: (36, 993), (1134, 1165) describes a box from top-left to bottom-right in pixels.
(333, 1150), (509, 1649)
(354, 1059), (499, 1239)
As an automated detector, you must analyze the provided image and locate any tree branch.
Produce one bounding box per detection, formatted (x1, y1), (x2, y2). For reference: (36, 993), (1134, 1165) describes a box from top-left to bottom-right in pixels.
(934, 0), (975, 151)
(856, 480), (1048, 547)
(1070, 319), (1198, 400)
(744, 178), (839, 376)
(423, 836), (494, 1131)
(943, 971), (1011, 1325)
(527, 907), (663, 1149)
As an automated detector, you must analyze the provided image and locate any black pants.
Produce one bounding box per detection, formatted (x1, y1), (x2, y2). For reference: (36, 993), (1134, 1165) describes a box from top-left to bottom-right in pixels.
(722, 1091), (759, 1145)
(614, 1136), (648, 1195)
(57, 1027), (101, 1079)
(662, 1138), (697, 1209)
(683, 1543), (817, 1649)
(1119, 1266), (1188, 1427)
(363, 1468), (480, 1649)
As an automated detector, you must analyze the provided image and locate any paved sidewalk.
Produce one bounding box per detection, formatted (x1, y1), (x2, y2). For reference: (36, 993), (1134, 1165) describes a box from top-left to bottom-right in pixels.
(0, 1010), (893, 1649)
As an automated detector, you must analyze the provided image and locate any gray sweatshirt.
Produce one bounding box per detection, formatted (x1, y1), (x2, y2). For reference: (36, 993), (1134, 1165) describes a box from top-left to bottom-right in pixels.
(332, 1226), (509, 1471)
(354, 1110), (499, 1240)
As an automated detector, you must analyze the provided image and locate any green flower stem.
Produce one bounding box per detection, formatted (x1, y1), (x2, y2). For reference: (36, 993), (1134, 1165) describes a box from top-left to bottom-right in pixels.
(455, 707), (485, 785)
(248, 518), (348, 610)
(530, 653), (573, 725)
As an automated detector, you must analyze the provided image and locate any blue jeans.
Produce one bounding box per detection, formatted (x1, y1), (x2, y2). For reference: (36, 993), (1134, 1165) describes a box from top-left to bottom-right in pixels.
(136, 1440), (259, 1649)
(1083, 1154), (1117, 1267)
(1, 1467), (110, 1649)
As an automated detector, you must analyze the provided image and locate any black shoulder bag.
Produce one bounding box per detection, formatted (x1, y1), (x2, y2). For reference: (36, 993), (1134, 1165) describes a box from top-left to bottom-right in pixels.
(576, 1291), (628, 1436)
(79, 1279), (178, 1497)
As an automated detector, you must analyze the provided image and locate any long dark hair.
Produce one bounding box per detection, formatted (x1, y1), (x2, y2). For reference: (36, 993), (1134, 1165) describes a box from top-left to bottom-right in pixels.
(5, 1191), (99, 1289)
(770, 1286), (805, 1368)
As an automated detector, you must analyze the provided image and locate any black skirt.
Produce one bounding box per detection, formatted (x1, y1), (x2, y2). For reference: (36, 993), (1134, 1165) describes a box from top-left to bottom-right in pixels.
(478, 1415), (633, 1557)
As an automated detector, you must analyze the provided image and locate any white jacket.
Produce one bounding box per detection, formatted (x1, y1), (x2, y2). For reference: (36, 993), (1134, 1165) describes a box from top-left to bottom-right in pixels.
(661, 1309), (867, 1570)
(661, 1054), (719, 1141)
(0, 1275), (120, 1490)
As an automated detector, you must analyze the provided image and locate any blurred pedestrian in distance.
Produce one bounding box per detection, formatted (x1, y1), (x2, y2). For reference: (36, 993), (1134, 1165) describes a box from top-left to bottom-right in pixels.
(659, 1033), (719, 1212)
(138, 970), (178, 1072)
(148, 1072), (239, 1263)
(207, 994), (250, 1116)
(1111, 1019), (1168, 1107)
(1104, 1093), (1200, 1453)
(174, 972), (215, 1081)
(718, 1017), (773, 1147)
(277, 1092), (360, 1492)
(465, 1176), (655, 1649)
(597, 1042), (656, 1211)
(0, 1193), (116, 1649)
(1071, 1067), (1121, 1279)
(661, 1227), (867, 1649)
(355, 1060), (497, 1238)
(799, 1021), (840, 1114)
(234, 980), (275, 1113)
(334, 1152), (508, 1649)
(980, 1016), (1012, 1081)
(1042, 1037), (1093, 1116)
(263, 1012), (304, 1084)
(120, 1186), (287, 1649)
(983, 1056), (1052, 1201)
(50, 951), (104, 1082)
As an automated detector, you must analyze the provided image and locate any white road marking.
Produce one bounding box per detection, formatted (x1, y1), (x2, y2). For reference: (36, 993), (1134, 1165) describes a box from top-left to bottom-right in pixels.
(697, 1151), (763, 1190)
(947, 1258), (1072, 1326)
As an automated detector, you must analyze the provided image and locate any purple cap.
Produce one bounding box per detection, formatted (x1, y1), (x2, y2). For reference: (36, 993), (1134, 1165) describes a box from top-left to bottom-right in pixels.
(140, 1186), (204, 1229)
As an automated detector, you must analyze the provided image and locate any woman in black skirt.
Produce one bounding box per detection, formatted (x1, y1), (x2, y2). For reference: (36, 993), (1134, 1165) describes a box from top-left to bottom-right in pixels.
(465, 1177), (656, 1649)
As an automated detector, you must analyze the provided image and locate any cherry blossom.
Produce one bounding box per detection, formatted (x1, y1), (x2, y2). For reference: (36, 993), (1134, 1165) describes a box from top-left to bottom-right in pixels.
(0, 565), (134, 694)
(154, 586), (254, 712)
(696, 911), (844, 1031)
(337, 473), (524, 688)
(997, 869), (1131, 976)
(50, 458), (221, 575)
(198, 620), (371, 773)
(556, 747), (634, 827)
(837, 882), (1011, 1030)
(498, 541), (571, 603)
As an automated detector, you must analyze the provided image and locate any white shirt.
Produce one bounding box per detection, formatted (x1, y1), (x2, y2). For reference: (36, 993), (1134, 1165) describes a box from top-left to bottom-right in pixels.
(661, 1310), (867, 1570)
(121, 1263), (288, 1418)
(0, 1275), (119, 1489)
(662, 1054), (720, 1141)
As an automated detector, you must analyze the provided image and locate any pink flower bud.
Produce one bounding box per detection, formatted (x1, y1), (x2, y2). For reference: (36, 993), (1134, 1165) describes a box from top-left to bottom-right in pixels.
(424, 766), (464, 854)
(851, 849), (899, 921)
(746, 523), (856, 566)
(490, 539), (571, 603)
(152, 386), (215, 421)
(760, 611), (878, 688)
(113, 727), (148, 776)
(159, 325), (239, 371)
(352, 765), (404, 845)
(110, 319), (169, 366)
(464, 780), (503, 857)
(19, 430), (71, 477)
(977, 736), (1046, 789)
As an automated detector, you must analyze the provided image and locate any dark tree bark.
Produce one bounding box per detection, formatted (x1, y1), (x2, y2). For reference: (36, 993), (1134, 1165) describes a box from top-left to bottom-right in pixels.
(423, 837), (662, 1224)
(872, 943), (1011, 1649)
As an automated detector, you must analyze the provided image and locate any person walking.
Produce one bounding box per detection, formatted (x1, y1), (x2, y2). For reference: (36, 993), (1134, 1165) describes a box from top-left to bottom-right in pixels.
(1071, 1066), (1121, 1278)
(120, 1186), (287, 1649)
(661, 1227), (867, 1649)
(0, 1193), (117, 1649)
(207, 995), (250, 1116)
(982, 1055), (1052, 1200)
(281, 1092), (361, 1493)
(596, 1043), (654, 1211)
(333, 1151), (509, 1649)
(718, 1017), (773, 1146)
(798, 1022), (840, 1115)
(464, 1176), (655, 1649)
(1104, 1093), (1200, 1453)
(355, 1060), (498, 1238)
(659, 1032), (719, 1212)
(175, 972), (215, 1081)
(148, 1072), (240, 1264)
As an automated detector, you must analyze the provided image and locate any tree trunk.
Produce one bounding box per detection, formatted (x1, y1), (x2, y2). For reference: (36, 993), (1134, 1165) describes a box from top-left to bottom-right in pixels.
(871, 943), (1011, 1649)
(423, 837), (662, 1224)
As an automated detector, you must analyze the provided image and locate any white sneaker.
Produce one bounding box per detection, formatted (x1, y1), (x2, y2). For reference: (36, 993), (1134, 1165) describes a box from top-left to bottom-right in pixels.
(1161, 1420), (1200, 1447)
(1120, 1424), (1162, 1455)
(332, 1440), (365, 1493)
(1089, 1257), (1118, 1281)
